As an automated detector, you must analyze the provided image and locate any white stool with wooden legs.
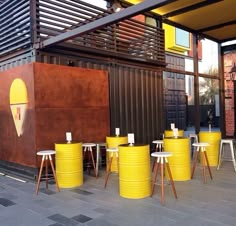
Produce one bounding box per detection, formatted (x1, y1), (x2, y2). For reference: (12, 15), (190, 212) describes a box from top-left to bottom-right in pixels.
(82, 143), (97, 178)
(151, 140), (163, 171)
(152, 140), (164, 152)
(35, 150), (60, 195)
(191, 142), (213, 183)
(104, 148), (118, 188)
(217, 139), (236, 172)
(150, 152), (177, 205)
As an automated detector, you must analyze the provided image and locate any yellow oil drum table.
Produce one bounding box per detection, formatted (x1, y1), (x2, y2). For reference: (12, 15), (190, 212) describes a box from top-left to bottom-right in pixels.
(163, 137), (191, 181)
(55, 142), (83, 188)
(106, 136), (128, 172)
(199, 131), (221, 166)
(164, 130), (184, 138)
(119, 144), (151, 199)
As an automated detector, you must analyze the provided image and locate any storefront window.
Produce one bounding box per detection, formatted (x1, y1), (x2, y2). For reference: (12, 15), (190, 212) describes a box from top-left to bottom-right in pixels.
(199, 77), (220, 130)
(198, 39), (219, 75)
(185, 75), (195, 134)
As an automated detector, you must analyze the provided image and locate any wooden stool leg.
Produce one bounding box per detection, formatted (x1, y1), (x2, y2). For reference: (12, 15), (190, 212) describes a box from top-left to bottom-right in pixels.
(89, 147), (97, 178)
(152, 158), (155, 172)
(45, 156), (48, 189)
(165, 159), (177, 199)
(191, 148), (199, 179)
(104, 156), (113, 188)
(151, 158), (159, 197)
(49, 155), (60, 192)
(203, 151), (213, 180)
(35, 155), (45, 195)
(201, 150), (207, 183)
(160, 159), (164, 205)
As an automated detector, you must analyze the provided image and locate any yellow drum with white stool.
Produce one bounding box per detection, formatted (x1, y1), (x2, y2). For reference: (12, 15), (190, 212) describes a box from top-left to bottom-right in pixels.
(199, 131), (221, 166)
(164, 137), (191, 181)
(119, 144), (151, 199)
(55, 142), (83, 188)
(164, 130), (184, 138)
(106, 136), (128, 172)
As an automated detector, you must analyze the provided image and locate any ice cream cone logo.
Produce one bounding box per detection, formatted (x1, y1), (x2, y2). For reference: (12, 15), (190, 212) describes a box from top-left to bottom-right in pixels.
(9, 79), (28, 136)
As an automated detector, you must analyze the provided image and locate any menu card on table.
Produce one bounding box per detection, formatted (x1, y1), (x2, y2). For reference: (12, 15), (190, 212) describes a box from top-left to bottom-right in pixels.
(173, 128), (178, 138)
(128, 133), (135, 145)
(66, 132), (72, 143)
(115, 128), (120, 136)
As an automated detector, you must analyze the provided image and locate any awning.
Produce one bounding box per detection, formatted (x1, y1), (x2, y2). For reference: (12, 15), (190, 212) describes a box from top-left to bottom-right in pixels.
(125, 0), (236, 43)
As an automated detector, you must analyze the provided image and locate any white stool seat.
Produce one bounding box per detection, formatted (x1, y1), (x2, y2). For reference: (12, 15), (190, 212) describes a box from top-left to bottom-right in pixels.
(152, 140), (163, 149)
(217, 139), (236, 172)
(151, 152), (172, 158)
(37, 150), (55, 156)
(106, 147), (118, 153)
(220, 139), (234, 144)
(152, 140), (164, 145)
(82, 143), (96, 148)
(192, 142), (209, 148)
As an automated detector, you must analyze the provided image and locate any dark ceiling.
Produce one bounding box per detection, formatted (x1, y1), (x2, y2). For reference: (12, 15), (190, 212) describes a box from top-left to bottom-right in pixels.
(125, 0), (236, 43)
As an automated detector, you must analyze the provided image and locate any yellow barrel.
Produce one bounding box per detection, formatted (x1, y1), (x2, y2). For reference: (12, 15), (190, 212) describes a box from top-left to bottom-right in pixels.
(106, 136), (128, 172)
(119, 144), (151, 199)
(55, 142), (83, 188)
(199, 131), (221, 166)
(164, 137), (191, 181)
(164, 130), (184, 137)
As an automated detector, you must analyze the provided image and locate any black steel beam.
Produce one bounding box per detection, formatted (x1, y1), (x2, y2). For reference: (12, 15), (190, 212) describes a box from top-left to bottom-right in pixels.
(37, 0), (175, 49)
(198, 20), (236, 33)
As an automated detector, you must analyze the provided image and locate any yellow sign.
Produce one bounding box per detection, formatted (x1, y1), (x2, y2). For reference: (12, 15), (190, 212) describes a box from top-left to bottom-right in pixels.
(9, 79), (28, 136)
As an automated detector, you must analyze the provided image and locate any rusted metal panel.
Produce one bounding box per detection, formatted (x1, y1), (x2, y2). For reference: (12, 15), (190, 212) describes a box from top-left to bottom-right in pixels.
(0, 62), (110, 168)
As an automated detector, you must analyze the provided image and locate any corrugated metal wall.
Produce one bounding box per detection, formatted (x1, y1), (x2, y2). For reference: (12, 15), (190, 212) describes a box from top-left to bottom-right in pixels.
(108, 63), (163, 144)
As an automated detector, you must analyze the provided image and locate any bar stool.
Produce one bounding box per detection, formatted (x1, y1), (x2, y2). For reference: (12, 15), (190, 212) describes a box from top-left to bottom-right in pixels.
(189, 133), (198, 143)
(191, 142), (213, 183)
(104, 147), (118, 188)
(151, 140), (163, 171)
(150, 152), (177, 205)
(189, 133), (198, 158)
(96, 142), (107, 175)
(35, 150), (60, 195)
(82, 143), (97, 177)
(217, 139), (236, 172)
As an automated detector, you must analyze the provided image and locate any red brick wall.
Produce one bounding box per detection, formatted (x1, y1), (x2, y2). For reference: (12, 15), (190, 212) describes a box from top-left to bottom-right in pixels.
(224, 51), (236, 136)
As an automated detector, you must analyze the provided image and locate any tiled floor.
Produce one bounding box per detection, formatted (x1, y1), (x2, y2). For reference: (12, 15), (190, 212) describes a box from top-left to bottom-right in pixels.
(0, 160), (236, 226)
